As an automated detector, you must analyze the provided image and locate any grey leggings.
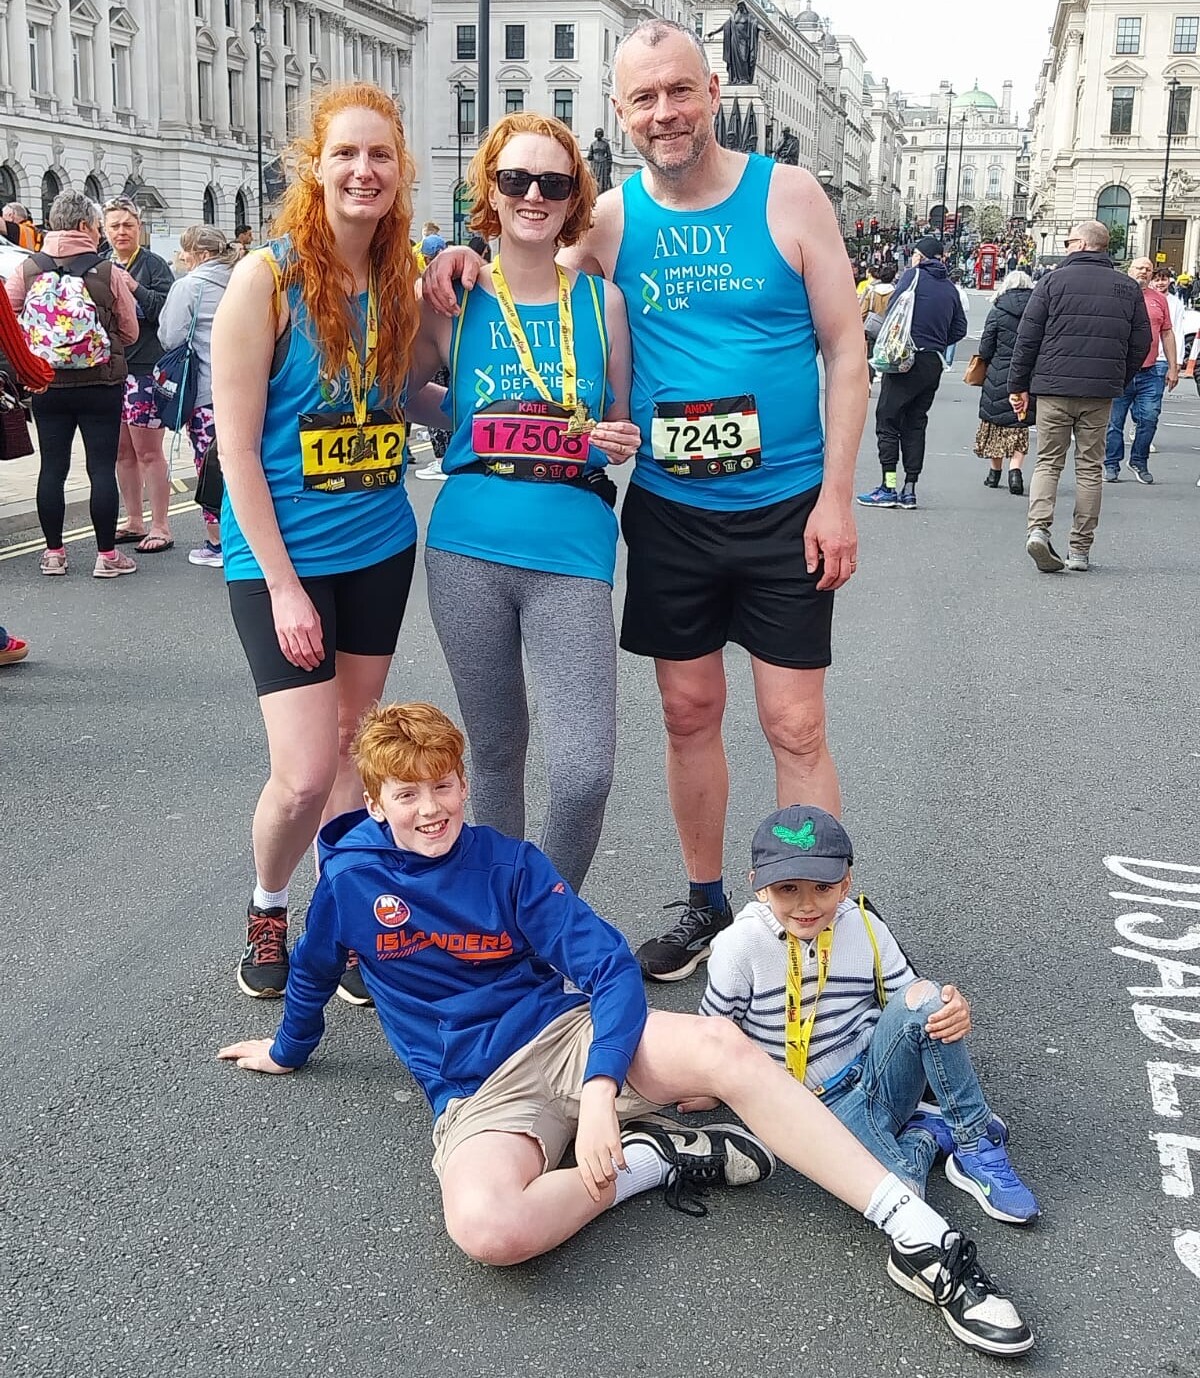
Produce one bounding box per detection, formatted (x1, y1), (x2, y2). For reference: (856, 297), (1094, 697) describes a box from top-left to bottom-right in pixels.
(425, 548), (617, 892)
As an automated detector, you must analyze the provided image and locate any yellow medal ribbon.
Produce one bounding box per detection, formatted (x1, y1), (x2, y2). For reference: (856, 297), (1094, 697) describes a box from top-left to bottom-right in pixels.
(491, 256), (594, 435)
(343, 273), (379, 461)
(784, 926), (834, 1085)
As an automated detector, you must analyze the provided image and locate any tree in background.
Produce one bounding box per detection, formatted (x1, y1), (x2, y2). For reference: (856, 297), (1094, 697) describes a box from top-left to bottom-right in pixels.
(1107, 222), (1127, 259)
(978, 203), (1006, 240)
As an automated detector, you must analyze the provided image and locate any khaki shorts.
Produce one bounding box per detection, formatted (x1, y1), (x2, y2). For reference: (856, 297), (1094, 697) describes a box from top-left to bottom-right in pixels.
(430, 1004), (661, 1179)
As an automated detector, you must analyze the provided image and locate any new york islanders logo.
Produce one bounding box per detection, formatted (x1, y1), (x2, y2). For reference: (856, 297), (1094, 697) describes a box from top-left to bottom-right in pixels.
(374, 894), (410, 928)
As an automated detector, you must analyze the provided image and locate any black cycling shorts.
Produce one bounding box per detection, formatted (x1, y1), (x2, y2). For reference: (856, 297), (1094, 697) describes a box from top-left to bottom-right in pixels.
(227, 544), (416, 696)
(619, 483), (833, 669)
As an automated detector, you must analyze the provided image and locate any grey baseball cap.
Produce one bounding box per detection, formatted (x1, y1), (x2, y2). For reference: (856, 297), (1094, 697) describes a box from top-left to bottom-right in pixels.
(750, 805), (854, 887)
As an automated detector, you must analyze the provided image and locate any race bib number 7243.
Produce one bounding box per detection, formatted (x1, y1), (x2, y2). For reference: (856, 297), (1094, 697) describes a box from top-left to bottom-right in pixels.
(650, 394), (762, 478)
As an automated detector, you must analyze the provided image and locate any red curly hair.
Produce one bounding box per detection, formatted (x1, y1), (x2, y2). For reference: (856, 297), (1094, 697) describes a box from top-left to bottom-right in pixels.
(353, 702), (467, 797)
(466, 113), (597, 248)
(272, 83), (419, 406)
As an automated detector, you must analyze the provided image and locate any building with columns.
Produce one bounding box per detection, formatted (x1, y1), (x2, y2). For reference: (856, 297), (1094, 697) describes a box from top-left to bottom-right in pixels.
(865, 73), (905, 226)
(1028, 0), (1200, 271)
(0, 1), (421, 252)
(896, 79), (1026, 237)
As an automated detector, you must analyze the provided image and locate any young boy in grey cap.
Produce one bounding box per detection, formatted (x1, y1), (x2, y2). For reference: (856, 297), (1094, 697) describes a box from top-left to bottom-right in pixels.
(693, 804), (1039, 1234)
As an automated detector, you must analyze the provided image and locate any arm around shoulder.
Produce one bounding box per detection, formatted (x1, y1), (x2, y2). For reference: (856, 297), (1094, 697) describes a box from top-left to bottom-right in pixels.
(600, 278), (632, 419)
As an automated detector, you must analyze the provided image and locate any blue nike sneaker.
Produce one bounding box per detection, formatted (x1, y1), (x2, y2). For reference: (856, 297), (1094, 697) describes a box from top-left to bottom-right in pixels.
(945, 1133), (1040, 1225)
(857, 484), (898, 508)
(897, 488), (918, 510)
(906, 1101), (1009, 1157)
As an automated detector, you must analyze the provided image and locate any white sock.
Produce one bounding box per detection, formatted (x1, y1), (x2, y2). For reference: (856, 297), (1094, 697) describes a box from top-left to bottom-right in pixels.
(864, 1172), (950, 1251)
(611, 1141), (671, 1206)
(253, 882), (289, 911)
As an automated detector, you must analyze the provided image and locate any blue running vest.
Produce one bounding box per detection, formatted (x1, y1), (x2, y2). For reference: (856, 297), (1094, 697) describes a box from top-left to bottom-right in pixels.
(222, 239), (417, 582)
(426, 273), (618, 585)
(613, 154), (824, 512)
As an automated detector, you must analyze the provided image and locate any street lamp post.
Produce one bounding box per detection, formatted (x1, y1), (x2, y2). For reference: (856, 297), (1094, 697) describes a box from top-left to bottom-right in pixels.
(1157, 76), (1182, 262)
(453, 81), (466, 243)
(952, 113), (967, 258)
(251, 6), (266, 235)
(941, 87), (955, 239)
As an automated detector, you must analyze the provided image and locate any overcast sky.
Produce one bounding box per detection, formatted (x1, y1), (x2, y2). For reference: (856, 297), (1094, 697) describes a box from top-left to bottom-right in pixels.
(838, 0), (1055, 124)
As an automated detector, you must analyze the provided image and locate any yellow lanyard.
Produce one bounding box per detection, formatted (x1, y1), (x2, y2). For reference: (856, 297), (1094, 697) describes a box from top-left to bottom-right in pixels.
(344, 274), (378, 453)
(784, 926), (833, 1085)
(491, 257), (593, 435)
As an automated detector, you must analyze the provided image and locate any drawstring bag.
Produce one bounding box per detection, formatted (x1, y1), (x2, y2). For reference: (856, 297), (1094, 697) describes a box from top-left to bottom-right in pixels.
(0, 371), (34, 461)
(871, 270), (920, 375)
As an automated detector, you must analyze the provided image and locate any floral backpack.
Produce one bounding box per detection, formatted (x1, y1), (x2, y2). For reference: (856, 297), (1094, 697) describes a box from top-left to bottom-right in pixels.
(19, 253), (112, 370)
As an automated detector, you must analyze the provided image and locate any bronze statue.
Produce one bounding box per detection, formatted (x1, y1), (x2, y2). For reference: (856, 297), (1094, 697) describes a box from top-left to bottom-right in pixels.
(587, 129), (613, 193)
(773, 128), (800, 164)
(707, 1), (761, 86)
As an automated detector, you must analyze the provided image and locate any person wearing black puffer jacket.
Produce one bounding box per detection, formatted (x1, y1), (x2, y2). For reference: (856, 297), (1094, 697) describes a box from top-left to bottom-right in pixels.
(974, 272), (1035, 495)
(1008, 219), (1150, 574)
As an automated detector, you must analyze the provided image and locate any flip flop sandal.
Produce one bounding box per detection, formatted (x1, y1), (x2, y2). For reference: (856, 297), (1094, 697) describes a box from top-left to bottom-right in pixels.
(114, 528), (145, 544)
(135, 536), (175, 554)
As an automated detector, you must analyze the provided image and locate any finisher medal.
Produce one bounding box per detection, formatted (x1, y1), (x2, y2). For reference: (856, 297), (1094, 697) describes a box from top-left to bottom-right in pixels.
(566, 401), (595, 436)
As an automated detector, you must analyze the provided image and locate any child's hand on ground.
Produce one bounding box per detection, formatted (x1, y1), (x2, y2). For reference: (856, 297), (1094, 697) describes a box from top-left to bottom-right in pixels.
(574, 1078), (625, 1203)
(675, 1095), (720, 1113)
(217, 1038), (295, 1074)
(923, 985), (972, 1043)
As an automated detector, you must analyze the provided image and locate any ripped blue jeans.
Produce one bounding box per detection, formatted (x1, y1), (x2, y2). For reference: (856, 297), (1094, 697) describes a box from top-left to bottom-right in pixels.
(820, 978), (993, 1192)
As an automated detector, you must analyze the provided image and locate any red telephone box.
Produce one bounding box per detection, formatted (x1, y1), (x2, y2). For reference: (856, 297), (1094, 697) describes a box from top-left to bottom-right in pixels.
(976, 244), (1000, 290)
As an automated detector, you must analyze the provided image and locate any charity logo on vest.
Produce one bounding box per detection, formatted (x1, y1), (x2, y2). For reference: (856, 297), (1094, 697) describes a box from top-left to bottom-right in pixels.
(645, 223), (767, 314)
(471, 360), (598, 409)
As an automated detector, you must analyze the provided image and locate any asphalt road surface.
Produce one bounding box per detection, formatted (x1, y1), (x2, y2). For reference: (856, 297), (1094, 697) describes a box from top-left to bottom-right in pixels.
(4, 324), (1200, 1378)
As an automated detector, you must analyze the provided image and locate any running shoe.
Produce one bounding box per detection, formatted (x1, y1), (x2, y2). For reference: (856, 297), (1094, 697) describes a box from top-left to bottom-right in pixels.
(1025, 527), (1064, 573)
(1103, 467), (1120, 482)
(40, 549), (67, 576)
(856, 484), (898, 508)
(414, 457), (448, 480)
(0, 633), (29, 666)
(635, 897), (733, 982)
(905, 1103), (1010, 1157)
(237, 901), (289, 999)
(897, 488), (918, 510)
(887, 1230), (1034, 1356)
(620, 1115), (776, 1218)
(1066, 548), (1089, 572)
(946, 1133), (1040, 1224)
(336, 952), (375, 1007)
(93, 551), (137, 578)
(1132, 466), (1155, 485)
(188, 540), (224, 568)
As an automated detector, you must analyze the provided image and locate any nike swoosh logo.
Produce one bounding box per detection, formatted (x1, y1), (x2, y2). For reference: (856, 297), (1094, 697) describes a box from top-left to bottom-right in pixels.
(980, 1183), (992, 1196)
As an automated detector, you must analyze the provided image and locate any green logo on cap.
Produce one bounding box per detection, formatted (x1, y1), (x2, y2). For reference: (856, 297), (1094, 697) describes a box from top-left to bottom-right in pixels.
(773, 820), (817, 850)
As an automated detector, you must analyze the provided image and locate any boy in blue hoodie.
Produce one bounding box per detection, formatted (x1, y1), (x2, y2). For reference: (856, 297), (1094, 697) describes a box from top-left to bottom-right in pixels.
(220, 703), (1033, 1357)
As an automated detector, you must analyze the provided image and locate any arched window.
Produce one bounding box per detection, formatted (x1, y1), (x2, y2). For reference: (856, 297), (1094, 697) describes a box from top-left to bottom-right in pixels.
(0, 164), (17, 205)
(1096, 183), (1132, 236)
(41, 170), (61, 224)
(234, 189), (248, 229)
(84, 174), (104, 206)
(203, 186), (217, 225)
(935, 163), (946, 195)
(961, 166), (976, 198)
(987, 166), (1003, 198)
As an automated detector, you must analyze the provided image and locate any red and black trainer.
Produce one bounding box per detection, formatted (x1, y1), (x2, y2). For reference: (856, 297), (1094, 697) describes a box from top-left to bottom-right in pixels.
(236, 902), (289, 999)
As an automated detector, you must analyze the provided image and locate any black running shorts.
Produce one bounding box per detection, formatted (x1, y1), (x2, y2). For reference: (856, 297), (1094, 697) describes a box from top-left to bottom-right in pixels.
(227, 544), (416, 696)
(619, 483), (833, 669)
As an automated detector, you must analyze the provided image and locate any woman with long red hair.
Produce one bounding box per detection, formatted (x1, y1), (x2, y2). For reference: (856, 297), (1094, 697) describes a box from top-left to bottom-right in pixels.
(211, 82), (426, 1004)
(0, 288), (54, 663)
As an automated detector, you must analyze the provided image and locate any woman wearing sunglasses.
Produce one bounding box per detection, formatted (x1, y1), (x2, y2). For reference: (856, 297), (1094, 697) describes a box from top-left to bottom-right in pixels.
(413, 112), (638, 894)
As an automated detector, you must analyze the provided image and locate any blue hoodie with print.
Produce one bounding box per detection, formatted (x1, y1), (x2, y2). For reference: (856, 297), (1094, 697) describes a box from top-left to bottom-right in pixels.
(270, 812), (648, 1117)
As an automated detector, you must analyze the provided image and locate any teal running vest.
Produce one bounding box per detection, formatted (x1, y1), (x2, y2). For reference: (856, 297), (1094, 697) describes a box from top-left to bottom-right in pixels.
(613, 154), (824, 512)
(427, 275), (618, 585)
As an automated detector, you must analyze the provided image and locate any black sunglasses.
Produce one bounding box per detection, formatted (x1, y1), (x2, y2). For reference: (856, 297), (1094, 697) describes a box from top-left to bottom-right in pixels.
(495, 168), (576, 201)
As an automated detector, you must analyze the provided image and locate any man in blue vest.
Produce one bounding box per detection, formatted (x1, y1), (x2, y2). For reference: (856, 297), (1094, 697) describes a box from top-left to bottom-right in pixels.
(424, 19), (867, 984)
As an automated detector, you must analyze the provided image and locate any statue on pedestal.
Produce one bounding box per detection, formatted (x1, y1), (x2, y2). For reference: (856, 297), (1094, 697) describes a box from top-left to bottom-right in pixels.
(773, 128), (800, 164)
(707, 1), (761, 86)
(587, 129), (613, 193)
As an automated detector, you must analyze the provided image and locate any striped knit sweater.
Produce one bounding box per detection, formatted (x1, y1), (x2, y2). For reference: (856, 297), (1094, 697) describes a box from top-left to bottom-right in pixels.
(699, 897), (917, 1092)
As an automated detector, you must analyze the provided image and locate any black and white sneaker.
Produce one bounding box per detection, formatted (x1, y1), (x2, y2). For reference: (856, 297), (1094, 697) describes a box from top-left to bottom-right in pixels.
(336, 951), (375, 1007)
(634, 897), (733, 982)
(620, 1115), (775, 1218)
(237, 901), (289, 999)
(887, 1230), (1034, 1357)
